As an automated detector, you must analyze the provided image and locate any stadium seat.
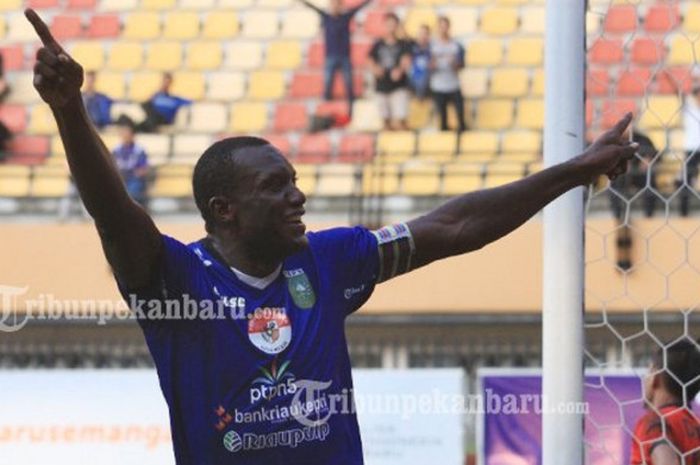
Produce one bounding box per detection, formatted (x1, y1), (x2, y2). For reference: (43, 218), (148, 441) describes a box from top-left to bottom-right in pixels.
(108, 42), (144, 71)
(480, 7), (518, 35)
(141, 0), (177, 10)
(684, 3), (700, 33)
(639, 96), (682, 129)
(208, 72), (246, 101)
(401, 162), (441, 195)
(145, 42), (183, 71)
(128, 72), (161, 101)
(315, 100), (350, 118)
(601, 99), (637, 129)
(362, 10), (385, 37)
(163, 12), (201, 40)
(226, 42), (263, 70)
(100, 0), (137, 10)
(588, 38), (624, 65)
(338, 133), (375, 163)
(0, 45), (24, 71)
(587, 68), (610, 97)
(520, 7), (545, 34)
(110, 102), (146, 125)
(377, 131), (416, 162)
(656, 67), (692, 95)
(467, 39), (503, 67)
(294, 164), (317, 196)
(603, 5), (637, 33)
(70, 42), (105, 70)
(0, 105), (27, 133)
(180, 0), (215, 7)
(50, 15), (83, 40)
(459, 131), (498, 154)
(28, 105), (58, 135)
(9, 135), (49, 157)
(172, 134), (212, 160)
(266, 41), (303, 70)
(203, 11), (239, 38)
(262, 134), (292, 156)
(417, 131), (458, 162)
(476, 99), (514, 129)
(151, 166), (193, 197)
(280, 9), (319, 39)
(242, 11), (279, 39)
(491, 69), (530, 98)
(123, 12), (161, 40)
(631, 38), (665, 66)
(441, 163), (482, 195)
(86, 15), (120, 38)
(531, 69), (545, 97)
(30, 165), (70, 198)
(404, 8), (438, 36)
(247, 71), (285, 100)
(502, 130), (541, 155)
(6, 72), (37, 105)
(187, 42), (223, 70)
(0, 166), (31, 197)
(298, 134), (332, 163)
(616, 68), (651, 96)
(516, 99), (544, 130)
(171, 72), (205, 101)
(443, 8), (478, 36)
(362, 164), (399, 195)
(408, 99), (433, 130)
(644, 4), (679, 33)
(7, 13), (37, 42)
(274, 103), (308, 132)
(67, 0), (96, 8)
(507, 38), (543, 66)
(136, 133), (171, 161)
(484, 161), (525, 188)
(230, 102), (268, 132)
(667, 35), (699, 65)
(316, 164), (357, 196)
(258, 0), (293, 8)
(0, 0), (21, 11)
(460, 69), (488, 98)
(189, 103), (228, 133)
(349, 100), (382, 132)
(28, 0), (59, 6)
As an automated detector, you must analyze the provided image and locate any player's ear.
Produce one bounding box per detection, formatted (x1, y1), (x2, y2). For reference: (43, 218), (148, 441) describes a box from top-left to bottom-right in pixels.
(208, 196), (237, 229)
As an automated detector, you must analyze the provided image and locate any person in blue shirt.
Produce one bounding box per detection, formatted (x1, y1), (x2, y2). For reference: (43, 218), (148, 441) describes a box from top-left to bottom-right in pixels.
(298, 0), (372, 117)
(82, 71), (113, 129)
(138, 72), (191, 133)
(27, 8), (640, 465)
(112, 120), (149, 207)
(409, 24), (432, 100)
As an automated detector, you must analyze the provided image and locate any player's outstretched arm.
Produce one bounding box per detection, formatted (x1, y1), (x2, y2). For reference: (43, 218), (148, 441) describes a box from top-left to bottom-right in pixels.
(406, 113), (638, 270)
(651, 444), (681, 465)
(26, 9), (162, 290)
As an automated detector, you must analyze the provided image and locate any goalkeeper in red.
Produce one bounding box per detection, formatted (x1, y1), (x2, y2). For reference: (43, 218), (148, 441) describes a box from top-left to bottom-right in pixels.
(631, 339), (700, 465)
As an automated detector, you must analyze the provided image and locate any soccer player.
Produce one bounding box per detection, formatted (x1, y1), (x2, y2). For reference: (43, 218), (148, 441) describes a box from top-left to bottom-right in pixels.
(631, 339), (700, 465)
(26, 9), (638, 465)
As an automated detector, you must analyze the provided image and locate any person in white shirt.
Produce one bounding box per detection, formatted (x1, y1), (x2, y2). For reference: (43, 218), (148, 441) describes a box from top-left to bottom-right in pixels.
(679, 85), (700, 216)
(429, 16), (466, 132)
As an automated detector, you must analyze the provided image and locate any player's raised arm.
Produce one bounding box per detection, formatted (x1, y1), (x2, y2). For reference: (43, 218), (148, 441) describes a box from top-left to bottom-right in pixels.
(404, 113), (638, 271)
(26, 9), (162, 290)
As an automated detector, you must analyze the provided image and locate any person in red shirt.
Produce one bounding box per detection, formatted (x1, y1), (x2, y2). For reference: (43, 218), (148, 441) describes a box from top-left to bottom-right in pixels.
(631, 338), (700, 465)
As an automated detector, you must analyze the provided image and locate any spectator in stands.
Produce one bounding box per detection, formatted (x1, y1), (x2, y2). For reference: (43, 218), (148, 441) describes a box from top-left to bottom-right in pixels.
(430, 16), (466, 132)
(409, 24), (431, 100)
(679, 85), (700, 216)
(82, 71), (113, 129)
(369, 13), (412, 130)
(136, 72), (191, 133)
(298, 0), (371, 118)
(0, 53), (12, 161)
(112, 120), (150, 207)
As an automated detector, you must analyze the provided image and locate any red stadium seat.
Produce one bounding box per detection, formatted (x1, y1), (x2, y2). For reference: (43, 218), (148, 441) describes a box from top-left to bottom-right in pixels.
(8, 136), (50, 159)
(27, 0), (59, 8)
(351, 41), (372, 67)
(601, 99), (637, 129)
(263, 134), (293, 157)
(363, 10), (387, 37)
(616, 68), (651, 96)
(307, 42), (324, 67)
(588, 38), (624, 64)
(67, 0), (97, 8)
(51, 15), (83, 40)
(644, 5), (680, 33)
(339, 133), (375, 163)
(603, 5), (637, 33)
(656, 67), (692, 95)
(0, 105), (27, 133)
(1, 47), (25, 71)
(290, 72), (323, 98)
(631, 38), (665, 66)
(87, 15), (120, 39)
(586, 99), (593, 127)
(587, 69), (610, 97)
(298, 134), (332, 163)
(274, 103), (308, 132)
(315, 100), (349, 117)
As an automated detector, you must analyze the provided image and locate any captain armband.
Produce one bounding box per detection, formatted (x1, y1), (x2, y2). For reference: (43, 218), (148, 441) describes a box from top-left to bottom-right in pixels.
(371, 223), (416, 283)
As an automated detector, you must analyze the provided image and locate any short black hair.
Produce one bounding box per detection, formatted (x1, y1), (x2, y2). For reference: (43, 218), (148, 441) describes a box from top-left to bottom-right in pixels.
(652, 338), (700, 404)
(192, 136), (270, 233)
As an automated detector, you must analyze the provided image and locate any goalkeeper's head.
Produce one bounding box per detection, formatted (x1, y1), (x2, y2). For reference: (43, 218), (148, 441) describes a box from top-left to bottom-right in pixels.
(644, 338), (700, 407)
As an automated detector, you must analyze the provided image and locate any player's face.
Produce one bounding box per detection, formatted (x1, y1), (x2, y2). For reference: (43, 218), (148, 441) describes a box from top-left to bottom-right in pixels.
(233, 146), (308, 258)
(643, 363), (657, 406)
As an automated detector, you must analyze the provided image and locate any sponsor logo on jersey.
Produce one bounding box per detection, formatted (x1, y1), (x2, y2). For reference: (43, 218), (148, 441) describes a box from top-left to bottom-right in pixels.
(343, 284), (366, 300)
(283, 269), (316, 309)
(223, 424), (330, 453)
(250, 358), (297, 403)
(248, 310), (291, 354)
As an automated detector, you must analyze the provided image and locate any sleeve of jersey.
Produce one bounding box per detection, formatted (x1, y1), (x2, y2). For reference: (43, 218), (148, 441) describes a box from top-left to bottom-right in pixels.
(631, 412), (668, 464)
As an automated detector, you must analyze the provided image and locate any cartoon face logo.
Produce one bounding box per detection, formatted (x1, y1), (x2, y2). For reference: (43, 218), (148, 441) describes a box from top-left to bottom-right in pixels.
(248, 310), (291, 355)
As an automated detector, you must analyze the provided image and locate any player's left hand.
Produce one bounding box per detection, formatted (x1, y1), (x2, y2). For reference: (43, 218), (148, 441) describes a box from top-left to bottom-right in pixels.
(573, 113), (639, 185)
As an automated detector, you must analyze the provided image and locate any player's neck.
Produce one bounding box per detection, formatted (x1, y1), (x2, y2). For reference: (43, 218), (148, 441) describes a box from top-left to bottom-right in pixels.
(653, 391), (682, 409)
(207, 234), (283, 278)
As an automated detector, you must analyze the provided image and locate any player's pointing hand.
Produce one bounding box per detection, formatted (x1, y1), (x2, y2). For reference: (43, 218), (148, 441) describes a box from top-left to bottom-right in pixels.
(25, 8), (84, 109)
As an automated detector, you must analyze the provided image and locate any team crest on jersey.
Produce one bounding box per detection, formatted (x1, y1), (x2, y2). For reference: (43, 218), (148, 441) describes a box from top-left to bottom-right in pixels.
(283, 269), (316, 309)
(248, 310), (292, 355)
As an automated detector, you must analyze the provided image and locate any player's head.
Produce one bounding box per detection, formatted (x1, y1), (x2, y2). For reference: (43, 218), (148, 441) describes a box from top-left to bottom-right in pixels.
(644, 338), (700, 407)
(161, 72), (173, 93)
(418, 24), (431, 45)
(437, 16), (450, 37)
(193, 137), (308, 258)
(84, 70), (96, 92)
(329, 0), (342, 16)
(117, 120), (135, 144)
(383, 12), (400, 37)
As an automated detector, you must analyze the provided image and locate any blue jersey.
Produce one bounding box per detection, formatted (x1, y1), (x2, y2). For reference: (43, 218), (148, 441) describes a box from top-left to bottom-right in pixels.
(116, 226), (416, 465)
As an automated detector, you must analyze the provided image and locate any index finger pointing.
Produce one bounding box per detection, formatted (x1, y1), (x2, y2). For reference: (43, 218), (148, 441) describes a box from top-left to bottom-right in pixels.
(611, 112), (633, 136)
(25, 8), (62, 51)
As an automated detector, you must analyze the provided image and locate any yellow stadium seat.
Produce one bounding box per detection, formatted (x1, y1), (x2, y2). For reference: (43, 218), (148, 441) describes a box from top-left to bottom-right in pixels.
(189, 103), (228, 133)
(146, 42), (182, 71)
(169, 72), (205, 101)
(226, 42), (263, 70)
(404, 8), (438, 37)
(280, 10), (319, 39)
(90, 72), (126, 99)
(266, 41), (303, 70)
(417, 131), (458, 161)
(441, 163), (482, 194)
(247, 71), (285, 100)
(444, 8), (478, 36)
(172, 134), (212, 159)
(0, 0), (21, 11)
(685, 4), (700, 33)
(101, 0), (137, 10)
(508, 38), (543, 66)
(667, 35), (700, 65)
(484, 161), (525, 188)
(531, 69), (545, 97)
(0, 169), (30, 197)
(202, 11), (239, 38)
(521, 7), (545, 33)
(180, 0), (215, 8)
(31, 166), (70, 198)
(402, 162), (441, 195)
(491, 69), (530, 98)
(501, 152), (538, 162)
(110, 102), (146, 125)
(639, 96), (683, 129)
(453, 0), (487, 4)
(230, 102), (268, 132)
(242, 11), (279, 39)
(350, 100), (383, 132)
(51, 136), (66, 157)
(460, 69), (488, 98)
(480, 7), (519, 35)
(208, 72), (246, 101)
(70, 42), (105, 70)
(128, 72), (162, 101)
(29, 105), (58, 135)
(670, 129), (685, 151)
(377, 131), (416, 161)
(123, 13), (161, 40)
(163, 12), (200, 40)
(408, 99), (433, 130)
(0, 17), (7, 39)
(467, 39), (503, 67)
(516, 99), (544, 129)
(187, 42), (223, 70)
(294, 164), (316, 196)
(151, 166), (193, 197)
(137, 134), (171, 159)
(459, 131), (499, 154)
(415, 0), (448, 6)
(317, 164), (357, 196)
(7, 14), (35, 42)
(477, 99), (514, 129)
(219, 0), (253, 6)
(585, 11), (600, 35)
(502, 130), (542, 155)
(527, 161), (543, 174)
(142, 0), (176, 10)
(6, 72), (37, 105)
(259, 0), (293, 7)
(108, 42), (144, 71)
(363, 164), (400, 195)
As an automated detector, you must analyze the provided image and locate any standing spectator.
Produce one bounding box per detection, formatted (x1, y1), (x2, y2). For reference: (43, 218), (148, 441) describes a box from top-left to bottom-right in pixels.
(409, 24), (431, 100)
(136, 72), (191, 133)
(679, 85), (700, 216)
(113, 121), (149, 207)
(82, 71), (113, 129)
(0, 53), (12, 161)
(298, 0), (371, 117)
(430, 16), (466, 132)
(369, 13), (412, 130)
